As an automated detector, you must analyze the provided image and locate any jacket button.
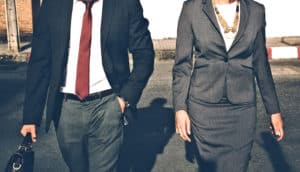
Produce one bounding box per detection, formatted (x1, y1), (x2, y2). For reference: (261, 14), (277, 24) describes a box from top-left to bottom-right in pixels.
(224, 58), (228, 62)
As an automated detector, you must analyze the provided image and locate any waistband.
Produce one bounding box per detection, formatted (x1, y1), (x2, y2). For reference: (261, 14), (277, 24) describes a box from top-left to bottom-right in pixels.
(63, 89), (114, 102)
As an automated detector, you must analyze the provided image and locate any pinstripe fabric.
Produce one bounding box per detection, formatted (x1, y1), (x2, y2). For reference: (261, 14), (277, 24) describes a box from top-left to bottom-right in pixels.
(173, 0), (280, 114)
(173, 0), (281, 171)
(188, 98), (256, 172)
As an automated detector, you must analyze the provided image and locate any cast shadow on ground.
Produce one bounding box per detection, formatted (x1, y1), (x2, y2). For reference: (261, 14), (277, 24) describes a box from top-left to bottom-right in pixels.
(256, 131), (291, 172)
(0, 63), (26, 117)
(184, 131), (292, 172)
(185, 136), (217, 172)
(0, 63), (27, 170)
(117, 98), (175, 172)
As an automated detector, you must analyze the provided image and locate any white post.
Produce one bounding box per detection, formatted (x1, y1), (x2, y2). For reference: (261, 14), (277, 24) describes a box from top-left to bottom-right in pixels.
(5, 0), (20, 54)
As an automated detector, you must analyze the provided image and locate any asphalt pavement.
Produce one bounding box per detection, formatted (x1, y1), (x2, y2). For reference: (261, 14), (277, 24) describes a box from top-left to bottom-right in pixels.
(0, 60), (299, 172)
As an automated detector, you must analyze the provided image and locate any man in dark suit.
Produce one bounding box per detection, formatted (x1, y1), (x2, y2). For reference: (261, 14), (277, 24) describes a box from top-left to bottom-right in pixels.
(20, 0), (154, 171)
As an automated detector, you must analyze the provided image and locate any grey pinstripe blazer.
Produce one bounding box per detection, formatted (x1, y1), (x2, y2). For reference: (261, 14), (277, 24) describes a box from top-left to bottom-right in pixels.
(172, 0), (280, 115)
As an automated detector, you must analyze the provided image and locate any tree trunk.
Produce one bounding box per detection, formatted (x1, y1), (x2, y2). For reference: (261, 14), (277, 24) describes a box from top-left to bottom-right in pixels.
(5, 0), (20, 54)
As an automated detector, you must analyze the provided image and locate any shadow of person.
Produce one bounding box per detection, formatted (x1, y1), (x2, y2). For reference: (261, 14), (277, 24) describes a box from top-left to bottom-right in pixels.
(185, 136), (199, 164)
(185, 136), (216, 172)
(0, 63), (27, 116)
(257, 131), (291, 172)
(117, 98), (175, 172)
(0, 63), (28, 170)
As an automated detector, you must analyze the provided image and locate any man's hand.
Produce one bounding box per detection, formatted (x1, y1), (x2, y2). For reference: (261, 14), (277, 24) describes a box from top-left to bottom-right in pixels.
(20, 124), (37, 142)
(117, 96), (126, 113)
(270, 113), (284, 141)
(175, 110), (191, 142)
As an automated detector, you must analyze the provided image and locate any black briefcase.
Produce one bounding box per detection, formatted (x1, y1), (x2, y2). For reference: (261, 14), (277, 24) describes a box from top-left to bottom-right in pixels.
(5, 133), (34, 172)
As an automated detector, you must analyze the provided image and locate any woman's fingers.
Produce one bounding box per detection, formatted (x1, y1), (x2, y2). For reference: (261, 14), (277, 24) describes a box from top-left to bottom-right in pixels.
(273, 123), (284, 141)
(186, 117), (191, 135)
(270, 113), (284, 141)
(175, 110), (191, 142)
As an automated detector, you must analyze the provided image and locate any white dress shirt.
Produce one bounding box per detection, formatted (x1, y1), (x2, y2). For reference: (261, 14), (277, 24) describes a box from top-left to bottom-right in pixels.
(215, 2), (240, 51)
(61, 0), (111, 94)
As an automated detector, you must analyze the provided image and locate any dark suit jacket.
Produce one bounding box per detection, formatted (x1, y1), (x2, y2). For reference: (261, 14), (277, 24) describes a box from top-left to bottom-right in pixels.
(173, 0), (280, 115)
(23, 0), (154, 131)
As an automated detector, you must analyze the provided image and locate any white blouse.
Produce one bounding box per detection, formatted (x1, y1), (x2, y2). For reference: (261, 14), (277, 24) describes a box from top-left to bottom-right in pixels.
(215, 2), (240, 51)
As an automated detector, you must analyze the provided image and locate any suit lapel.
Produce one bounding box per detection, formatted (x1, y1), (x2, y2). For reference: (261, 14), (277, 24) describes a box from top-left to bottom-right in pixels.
(101, 0), (117, 52)
(228, 0), (249, 52)
(202, 0), (222, 39)
(202, 0), (227, 54)
(58, 0), (73, 65)
(63, 0), (73, 41)
(55, 0), (73, 83)
(202, 0), (250, 55)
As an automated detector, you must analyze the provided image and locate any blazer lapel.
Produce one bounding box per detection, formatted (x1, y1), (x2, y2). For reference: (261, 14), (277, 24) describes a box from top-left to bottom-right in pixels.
(58, 0), (73, 65)
(101, 0), (116, 52)
(64, 0), (73, 45)
(56, 0), (73, 83)
(202, 0), (222, 38)
(228, 0), (249, 52)
(202, 0), (227, 54)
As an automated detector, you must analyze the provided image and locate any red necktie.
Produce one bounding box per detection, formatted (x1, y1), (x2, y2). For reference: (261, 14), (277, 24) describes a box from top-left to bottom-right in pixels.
(76, 1), (93, 100)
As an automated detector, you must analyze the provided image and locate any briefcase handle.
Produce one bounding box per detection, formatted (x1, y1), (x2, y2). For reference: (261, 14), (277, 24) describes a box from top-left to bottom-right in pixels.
(20, 133), (33, 150)
(5, 133), (34, 172)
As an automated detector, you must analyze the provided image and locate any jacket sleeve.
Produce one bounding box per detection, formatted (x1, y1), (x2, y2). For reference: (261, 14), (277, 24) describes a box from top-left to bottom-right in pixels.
(172, 2), (194, 112)
(23, 0), (51, 126)
(119, 0), (155, 107)
(253, 6), (281, 115)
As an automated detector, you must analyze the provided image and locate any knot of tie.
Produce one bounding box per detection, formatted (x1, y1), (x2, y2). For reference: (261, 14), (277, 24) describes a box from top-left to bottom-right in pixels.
(80, 0), (96, 2)
(80, 0), (96, 9)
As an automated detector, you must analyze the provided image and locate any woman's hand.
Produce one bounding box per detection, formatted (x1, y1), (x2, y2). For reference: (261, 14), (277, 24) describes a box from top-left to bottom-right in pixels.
(270, 113), (284, 141)
(175, 110), (191, 142)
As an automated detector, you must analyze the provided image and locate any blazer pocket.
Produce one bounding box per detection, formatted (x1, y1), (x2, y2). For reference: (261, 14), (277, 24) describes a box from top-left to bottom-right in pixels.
(193, 63), (209, 69)
(241, 64), (254, 70)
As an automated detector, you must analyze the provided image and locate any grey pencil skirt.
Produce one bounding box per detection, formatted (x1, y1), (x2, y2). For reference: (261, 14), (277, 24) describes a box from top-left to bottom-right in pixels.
(188, 97), (256, 172)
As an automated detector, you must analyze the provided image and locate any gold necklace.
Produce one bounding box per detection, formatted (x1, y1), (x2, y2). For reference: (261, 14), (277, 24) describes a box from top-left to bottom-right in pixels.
(212, 0), (240, 33)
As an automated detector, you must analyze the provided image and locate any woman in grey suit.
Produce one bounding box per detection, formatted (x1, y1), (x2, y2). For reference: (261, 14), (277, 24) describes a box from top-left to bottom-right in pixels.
(172, 0), (284, 171)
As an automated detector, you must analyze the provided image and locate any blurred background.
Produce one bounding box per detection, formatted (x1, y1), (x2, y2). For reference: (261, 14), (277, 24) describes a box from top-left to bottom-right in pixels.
(141, 0), (300, 39)
(0, 1), (300, 172)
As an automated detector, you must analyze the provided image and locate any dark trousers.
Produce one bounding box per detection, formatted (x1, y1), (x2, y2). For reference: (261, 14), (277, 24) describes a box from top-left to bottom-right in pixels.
(56, 93), (124, 172)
